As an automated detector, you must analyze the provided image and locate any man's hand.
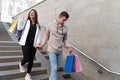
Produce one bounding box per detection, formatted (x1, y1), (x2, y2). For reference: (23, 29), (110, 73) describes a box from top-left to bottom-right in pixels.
(39, 44), (43, 49)
(68, 46), (73, 54)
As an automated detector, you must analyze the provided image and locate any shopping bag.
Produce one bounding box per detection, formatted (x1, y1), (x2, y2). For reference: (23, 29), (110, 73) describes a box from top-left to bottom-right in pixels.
(75, 54), (83, 72)
(15, 29), (23, 36)
(15, 29), (23, 41)
(8, 19), (18, 33)
(17, 18), (26, 30)
(15, 19), (26, 36)
(15, 19), (27, 41)
(64, 54), (75, 72)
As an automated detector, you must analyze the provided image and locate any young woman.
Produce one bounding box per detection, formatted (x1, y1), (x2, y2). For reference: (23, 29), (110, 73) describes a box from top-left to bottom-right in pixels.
(18, 9), (41, 80)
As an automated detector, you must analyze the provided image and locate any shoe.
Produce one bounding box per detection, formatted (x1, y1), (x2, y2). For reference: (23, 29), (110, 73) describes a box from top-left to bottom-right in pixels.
(49, 76), (51, 80)
(19, 63), (25, 72)
(25, 73), (32, 80)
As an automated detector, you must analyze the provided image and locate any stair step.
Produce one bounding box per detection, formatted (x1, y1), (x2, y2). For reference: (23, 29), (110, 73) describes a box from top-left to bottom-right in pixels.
(42, 53), (48, 56)
(12, 74), (49, 80)
(65, 79), (74, 80)
(0, 56), (23, 63)
(58, 67), (64, 72)
(0, 61), (41, 71)
(0, 67), (47, 80)
(0, 42), (19, 46)
(40, 51), (49, 60)
(60, 72), (73, 80)
(40, 50), (47, 55)
(0, 46), (21, 50)
(0, 38), (12, 41)
(0, 51), (22, 56)
(0, 56), (36, 63)
(62, 73), (72, 79)
(44, 56), (49, 60)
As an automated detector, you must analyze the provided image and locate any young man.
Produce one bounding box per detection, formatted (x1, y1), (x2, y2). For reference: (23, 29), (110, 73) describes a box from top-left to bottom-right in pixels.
(39, 11), (72, 80)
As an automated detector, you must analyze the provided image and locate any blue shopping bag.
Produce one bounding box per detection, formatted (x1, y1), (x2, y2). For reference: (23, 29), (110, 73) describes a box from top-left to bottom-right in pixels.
(15, 29), (23, 37)
(64, 54), (75, 72)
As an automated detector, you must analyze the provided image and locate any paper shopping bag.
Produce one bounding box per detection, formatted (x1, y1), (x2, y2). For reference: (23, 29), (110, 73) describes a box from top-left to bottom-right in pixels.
(8, 19), (18, 33)
(64, 54), (75, 72)
(75, 54), (83, 72)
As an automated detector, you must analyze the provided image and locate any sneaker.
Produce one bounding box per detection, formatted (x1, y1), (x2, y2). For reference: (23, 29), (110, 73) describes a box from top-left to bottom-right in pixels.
(19, 63), (25, 72)
(25, 73), (32, 80)
(49, 76), (51, 80)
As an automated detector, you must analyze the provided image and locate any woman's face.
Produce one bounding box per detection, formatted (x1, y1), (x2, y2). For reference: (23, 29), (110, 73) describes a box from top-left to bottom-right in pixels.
(30, 10), (36, 20)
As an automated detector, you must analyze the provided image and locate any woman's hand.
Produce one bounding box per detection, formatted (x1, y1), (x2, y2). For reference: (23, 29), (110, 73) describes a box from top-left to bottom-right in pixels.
(34, 43), (43, 50)
(34, 43), (40, 48)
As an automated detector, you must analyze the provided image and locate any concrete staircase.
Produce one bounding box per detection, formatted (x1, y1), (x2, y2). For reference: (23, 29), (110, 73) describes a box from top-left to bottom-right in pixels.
(0, 43), (78, 80)
(0, 22), (86, 80)
(0, 22), (49, 80)
(0, 22), (11, 41)
(0, 42), (49, 80)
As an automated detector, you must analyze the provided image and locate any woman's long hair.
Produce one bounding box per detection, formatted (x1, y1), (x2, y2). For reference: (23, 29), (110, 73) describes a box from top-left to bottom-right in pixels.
(27, 9), (40, 29)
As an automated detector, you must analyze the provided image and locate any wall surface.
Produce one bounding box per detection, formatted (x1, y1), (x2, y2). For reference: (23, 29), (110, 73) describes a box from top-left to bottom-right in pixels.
(0, 0), (1, 15)
(14, 0), (120, 79)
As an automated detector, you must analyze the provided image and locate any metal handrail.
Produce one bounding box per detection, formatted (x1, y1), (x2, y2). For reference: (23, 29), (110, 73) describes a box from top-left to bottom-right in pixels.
(71, 44), (120, 75)
(41, 26), (120, 75)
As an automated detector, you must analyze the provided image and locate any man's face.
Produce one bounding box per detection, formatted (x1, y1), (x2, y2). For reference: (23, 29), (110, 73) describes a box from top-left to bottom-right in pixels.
(59, 16), (67, 25)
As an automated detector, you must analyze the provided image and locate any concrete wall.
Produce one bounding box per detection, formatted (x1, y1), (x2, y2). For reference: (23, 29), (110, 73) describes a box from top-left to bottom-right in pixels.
(14, 0), (120, 79)
(0, 0), (1, 14)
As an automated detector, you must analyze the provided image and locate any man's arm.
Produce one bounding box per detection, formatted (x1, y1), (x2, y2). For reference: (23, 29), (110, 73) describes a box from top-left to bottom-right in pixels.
(63, 32), (70, 48)
(63, 32), (72, 53)
(41, 26), (50, 47)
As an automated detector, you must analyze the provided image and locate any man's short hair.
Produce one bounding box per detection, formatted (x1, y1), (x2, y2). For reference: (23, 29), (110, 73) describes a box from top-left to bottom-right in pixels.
(59, 11), (69, 19)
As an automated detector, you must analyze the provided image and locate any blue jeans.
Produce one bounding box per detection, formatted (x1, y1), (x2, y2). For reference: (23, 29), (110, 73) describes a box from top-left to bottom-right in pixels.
(48, 52), (62, 80)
